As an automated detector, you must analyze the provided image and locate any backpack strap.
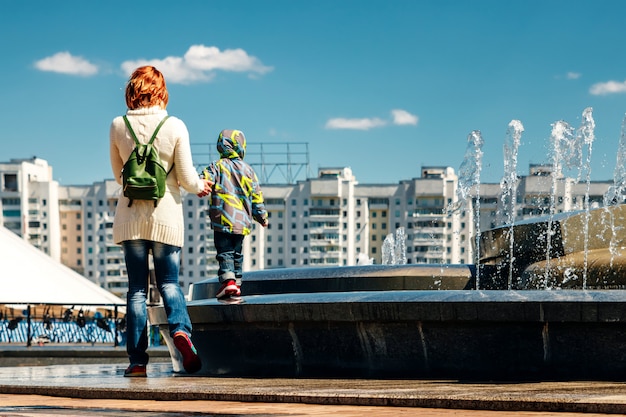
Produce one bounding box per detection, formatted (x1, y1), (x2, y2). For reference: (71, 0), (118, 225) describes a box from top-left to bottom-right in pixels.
(123, 115), (174, 173)
(147, 116), (170, 145)
(122, 115), (140, 146)
(122, 115), (170, 145)
(150, 116), (174, 175)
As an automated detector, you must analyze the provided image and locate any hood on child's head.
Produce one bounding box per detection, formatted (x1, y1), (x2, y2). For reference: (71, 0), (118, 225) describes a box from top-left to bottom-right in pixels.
(217, 129), (246, 159)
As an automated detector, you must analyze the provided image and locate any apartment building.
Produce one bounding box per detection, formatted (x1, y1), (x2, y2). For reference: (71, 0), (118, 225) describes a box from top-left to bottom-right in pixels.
(3, 157), (615, 300)
(0, 157), (60, 259)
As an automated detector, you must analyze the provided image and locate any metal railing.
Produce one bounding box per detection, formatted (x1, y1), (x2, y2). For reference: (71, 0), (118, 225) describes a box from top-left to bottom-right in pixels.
(0, 304), (128, 347)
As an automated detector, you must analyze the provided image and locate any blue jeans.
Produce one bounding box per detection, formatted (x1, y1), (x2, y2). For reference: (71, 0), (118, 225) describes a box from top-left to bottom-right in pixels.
(214, 231), (245, 284)
(122, 240), (192, 366)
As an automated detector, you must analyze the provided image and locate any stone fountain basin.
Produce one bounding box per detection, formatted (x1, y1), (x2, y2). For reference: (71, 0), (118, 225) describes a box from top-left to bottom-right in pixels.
(148, 267), (626, 380)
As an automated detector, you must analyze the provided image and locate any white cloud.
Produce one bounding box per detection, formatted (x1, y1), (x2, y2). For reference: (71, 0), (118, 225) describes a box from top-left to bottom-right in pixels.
(391, 109), (418, 126)
(590, 80), (626, 95)
(121, 56), (215, 84)
(325, 109), (419, 130)
(34, 52), (98, 76)
(121, 44), (273, 85)
(566, 72), (581, 80)
(185, 45), (272, 74)
(325, 117), (387, 130)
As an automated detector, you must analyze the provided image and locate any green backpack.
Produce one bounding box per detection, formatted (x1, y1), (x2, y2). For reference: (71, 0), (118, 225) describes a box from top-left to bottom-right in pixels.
(121, 115), (172, 207)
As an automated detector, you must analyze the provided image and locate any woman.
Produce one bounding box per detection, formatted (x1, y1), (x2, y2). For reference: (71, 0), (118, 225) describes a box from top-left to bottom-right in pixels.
(109, 65), (211, 377)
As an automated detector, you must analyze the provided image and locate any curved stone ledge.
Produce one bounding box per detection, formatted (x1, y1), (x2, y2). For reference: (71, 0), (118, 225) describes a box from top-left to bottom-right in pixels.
(148, 290), (626, 380)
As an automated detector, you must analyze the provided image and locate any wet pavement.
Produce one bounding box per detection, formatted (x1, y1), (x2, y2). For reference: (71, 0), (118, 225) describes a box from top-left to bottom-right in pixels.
(1, 347), (626, 416)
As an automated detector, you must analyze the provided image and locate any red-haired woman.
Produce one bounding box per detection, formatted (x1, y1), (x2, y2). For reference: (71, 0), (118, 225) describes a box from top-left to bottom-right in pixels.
(110, 66), (210, 377)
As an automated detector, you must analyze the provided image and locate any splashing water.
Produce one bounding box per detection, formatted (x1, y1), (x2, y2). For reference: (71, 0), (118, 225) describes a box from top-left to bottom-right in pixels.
(546, 120), (575, 287)
(605, 114), (626, 206)
(544, 109), (595, 288)
(500, 120), (524, 289)
(394, 227), (407, 265)
(576, 107), (595, 288)
(447, 131), (484, 286)
(603, 113), (626, 263)
(382, 233), (395, 265)
(381, 227), (407, 265)
(356, 252), (374, 265)
(456, 131), (485, 205)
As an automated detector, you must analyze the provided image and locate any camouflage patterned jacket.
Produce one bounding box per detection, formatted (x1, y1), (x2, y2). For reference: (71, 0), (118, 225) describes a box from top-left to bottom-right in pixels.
(201, 129), (267, 235)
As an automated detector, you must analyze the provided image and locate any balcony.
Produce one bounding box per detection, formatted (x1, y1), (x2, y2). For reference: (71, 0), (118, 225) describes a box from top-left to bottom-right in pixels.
(412, 208), (445, 216)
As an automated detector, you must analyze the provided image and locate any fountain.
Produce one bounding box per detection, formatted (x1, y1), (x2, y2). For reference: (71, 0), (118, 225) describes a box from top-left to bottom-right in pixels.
(149, 108), (626, 380)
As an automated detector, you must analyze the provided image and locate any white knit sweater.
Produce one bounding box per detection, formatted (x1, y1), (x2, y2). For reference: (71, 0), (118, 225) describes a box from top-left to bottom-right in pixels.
(109, 107), (204, 247)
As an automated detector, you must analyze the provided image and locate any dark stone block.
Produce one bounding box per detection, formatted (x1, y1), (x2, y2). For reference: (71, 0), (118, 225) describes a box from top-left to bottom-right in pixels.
(149, 260), (626, 380)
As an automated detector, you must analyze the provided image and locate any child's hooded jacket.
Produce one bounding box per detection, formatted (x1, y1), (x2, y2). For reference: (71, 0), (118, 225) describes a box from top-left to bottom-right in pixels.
(201, 129), (267, 235)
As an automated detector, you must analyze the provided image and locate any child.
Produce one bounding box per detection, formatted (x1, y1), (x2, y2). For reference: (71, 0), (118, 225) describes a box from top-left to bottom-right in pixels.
(199, 129), (268, 300)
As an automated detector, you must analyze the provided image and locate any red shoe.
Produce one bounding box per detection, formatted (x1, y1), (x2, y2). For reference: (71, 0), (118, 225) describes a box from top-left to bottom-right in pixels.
(124, 364), (146, 377)
(215, 279), (241, 299)
(173, 331), (202, 374)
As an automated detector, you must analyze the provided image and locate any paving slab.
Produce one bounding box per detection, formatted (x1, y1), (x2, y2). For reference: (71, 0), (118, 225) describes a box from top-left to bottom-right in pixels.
(1, 346), (626, 416)
(1, 361), (626, 415)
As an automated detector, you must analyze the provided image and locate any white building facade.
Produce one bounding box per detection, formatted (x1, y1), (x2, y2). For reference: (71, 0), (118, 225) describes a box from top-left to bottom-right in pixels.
(1, 157), (615, 299)
(0, 158), (60, 260)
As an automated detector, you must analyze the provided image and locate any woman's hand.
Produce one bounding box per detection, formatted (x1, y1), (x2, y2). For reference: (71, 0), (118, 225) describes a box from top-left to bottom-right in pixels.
(197, 179), (212, 197)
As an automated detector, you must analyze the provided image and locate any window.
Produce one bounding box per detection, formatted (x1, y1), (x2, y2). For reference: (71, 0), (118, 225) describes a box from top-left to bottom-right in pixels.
(3, 174), (17, 191)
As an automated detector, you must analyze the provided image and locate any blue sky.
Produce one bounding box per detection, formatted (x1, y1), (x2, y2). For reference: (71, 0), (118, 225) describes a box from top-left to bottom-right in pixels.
(3, 0), (626, 186)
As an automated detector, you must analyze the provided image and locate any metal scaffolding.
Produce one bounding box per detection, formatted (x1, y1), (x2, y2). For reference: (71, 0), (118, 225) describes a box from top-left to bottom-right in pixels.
(192, 142), (311, 184)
